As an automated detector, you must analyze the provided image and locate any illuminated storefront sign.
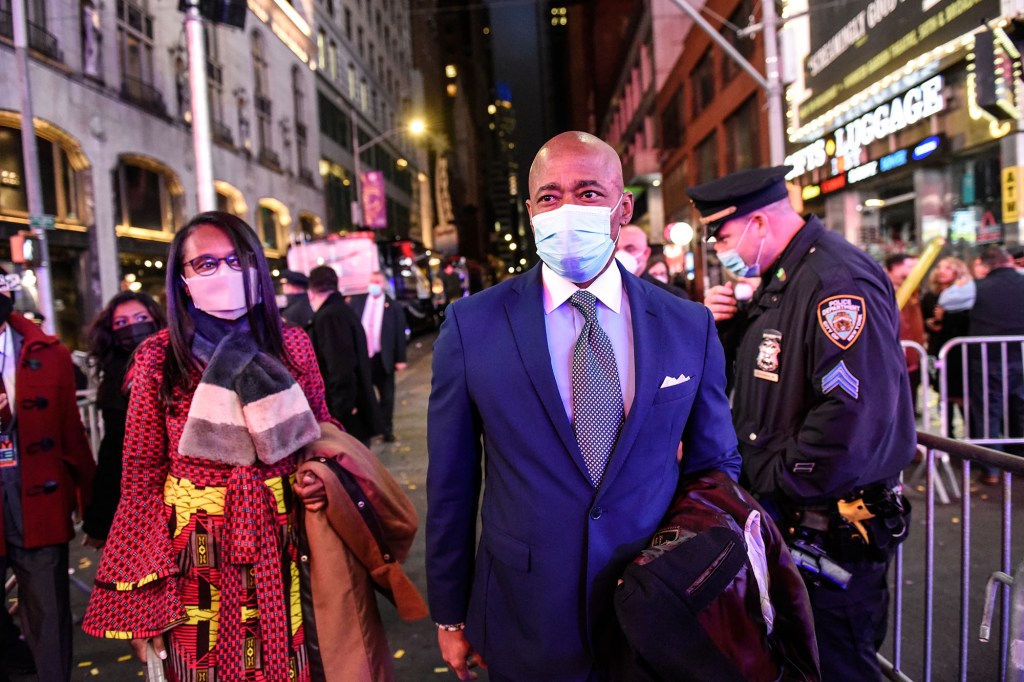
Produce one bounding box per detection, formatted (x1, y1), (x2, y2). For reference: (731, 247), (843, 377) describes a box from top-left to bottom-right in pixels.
(801, 0), (998, 122)
(802, 184), (822, 200)
(803, 135), (944, 198)
(787, 75), (945, 177)
(821, 175), (847, 194)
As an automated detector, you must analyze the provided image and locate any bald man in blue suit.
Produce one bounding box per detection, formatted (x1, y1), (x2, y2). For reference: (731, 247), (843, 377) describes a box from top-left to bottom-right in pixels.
(426, 132), (741, 681)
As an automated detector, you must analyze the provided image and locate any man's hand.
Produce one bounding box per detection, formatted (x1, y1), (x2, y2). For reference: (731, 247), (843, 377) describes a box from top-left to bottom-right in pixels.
(438, 629), (487, 680)
(293, 470), (327, 512)
(129, 635), (166, 663)
(704, 283), (739, 322)
(395, 362), (408, 372)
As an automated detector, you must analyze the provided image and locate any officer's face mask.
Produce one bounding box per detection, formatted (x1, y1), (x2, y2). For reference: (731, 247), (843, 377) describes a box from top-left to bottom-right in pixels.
(368, 283), (384, 297)
(532, 195), (623, 283)
(717, 217), (765, 278)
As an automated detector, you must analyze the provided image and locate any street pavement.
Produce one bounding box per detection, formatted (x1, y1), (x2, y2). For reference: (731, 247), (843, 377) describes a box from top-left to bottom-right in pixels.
(6, 331), (1024, 681)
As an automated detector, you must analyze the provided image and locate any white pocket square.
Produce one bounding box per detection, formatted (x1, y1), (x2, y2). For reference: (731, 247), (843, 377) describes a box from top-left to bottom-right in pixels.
(660, 373), (692, 388)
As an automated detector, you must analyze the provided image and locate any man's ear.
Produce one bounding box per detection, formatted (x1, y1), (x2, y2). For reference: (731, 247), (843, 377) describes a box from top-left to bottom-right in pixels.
(619, 191), (635, 225)
(750, 212), (770, 237)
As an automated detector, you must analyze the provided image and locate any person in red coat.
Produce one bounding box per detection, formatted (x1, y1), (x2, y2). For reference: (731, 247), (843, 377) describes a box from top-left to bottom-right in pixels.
(0, 275), (96, 682)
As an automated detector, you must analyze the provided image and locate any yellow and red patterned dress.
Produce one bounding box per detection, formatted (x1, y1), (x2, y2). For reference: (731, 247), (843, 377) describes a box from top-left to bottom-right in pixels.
(83, 327), (332, 682)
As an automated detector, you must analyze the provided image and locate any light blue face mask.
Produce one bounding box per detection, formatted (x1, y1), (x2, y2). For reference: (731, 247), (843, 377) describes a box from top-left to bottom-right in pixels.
(532, 195), (623, 283)
(368, 283), (383, 297)
(717, 217), (765, 278)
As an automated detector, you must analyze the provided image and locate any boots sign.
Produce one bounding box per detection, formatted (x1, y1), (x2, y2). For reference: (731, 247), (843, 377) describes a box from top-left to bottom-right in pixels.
(786, 75), (945, 178)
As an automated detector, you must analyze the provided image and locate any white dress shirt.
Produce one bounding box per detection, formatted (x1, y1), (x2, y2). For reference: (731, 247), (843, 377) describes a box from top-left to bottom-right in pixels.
(0, 326), (15, 414)
(542, 263), (635, 421)
(361, 293), (384, 357)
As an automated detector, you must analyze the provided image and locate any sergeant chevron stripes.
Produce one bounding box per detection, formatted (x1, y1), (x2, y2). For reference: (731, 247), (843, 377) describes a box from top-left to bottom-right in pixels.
(821, 360), (860, 399)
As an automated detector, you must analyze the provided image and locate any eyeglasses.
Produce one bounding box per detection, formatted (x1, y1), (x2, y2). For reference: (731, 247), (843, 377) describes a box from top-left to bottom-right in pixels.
(183, 253), (243, 276)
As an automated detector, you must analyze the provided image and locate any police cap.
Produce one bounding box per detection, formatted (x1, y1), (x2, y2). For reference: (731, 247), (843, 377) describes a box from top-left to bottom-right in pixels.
(279, 270), (309, 288)
(687, 165), (793, 238)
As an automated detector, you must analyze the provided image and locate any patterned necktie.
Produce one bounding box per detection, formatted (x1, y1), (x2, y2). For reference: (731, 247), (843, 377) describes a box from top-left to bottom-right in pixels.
(569, 290), (624, 487)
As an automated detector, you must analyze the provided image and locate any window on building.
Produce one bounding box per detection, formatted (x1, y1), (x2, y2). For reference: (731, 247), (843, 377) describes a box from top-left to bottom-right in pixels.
(369, 43), (375, 71)
(661, 87), (683, 152)
(722, 0), (756, 83)
(293, 67), (308, 179)
(322, 160), (354, 231)
(0, 124), (83, 222)
(299, 212), (323, 239)
(205, 25), (228, 144)
(112, 157), (182, 232)
(360, 79), (368, 111)
(690, 50), (715, 117)
(725, 96), (760, 173)
(317, 30), (326, 71)
(696, 131), (718, 184)
(325, 0), (334, 17)
(173, 57), (188, 120)
(215, 182), (245, 217)
(117, 0), (159, 110)
(345, 8), (352, 40)
(358, 27), (364, 56)
(251, 32), (274, 164)
(348, 62), (357, 99)
(16, 0), (61, 61)
(257, 203), (282, 250)
(328, 39), (338, 81)
(317, 92), (351, 150)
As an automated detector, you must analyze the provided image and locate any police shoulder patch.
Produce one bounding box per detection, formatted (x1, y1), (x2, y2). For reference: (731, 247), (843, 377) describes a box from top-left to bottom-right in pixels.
(817, 295), (866, 349)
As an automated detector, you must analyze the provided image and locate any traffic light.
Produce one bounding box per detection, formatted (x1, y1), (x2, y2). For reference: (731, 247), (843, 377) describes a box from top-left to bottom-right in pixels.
(178, 0), (247, 29)
(10, 231), (41, 266)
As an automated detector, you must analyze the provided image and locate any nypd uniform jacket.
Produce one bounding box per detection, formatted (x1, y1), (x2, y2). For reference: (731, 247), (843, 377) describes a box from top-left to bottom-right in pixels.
(717, 216), (916, 504)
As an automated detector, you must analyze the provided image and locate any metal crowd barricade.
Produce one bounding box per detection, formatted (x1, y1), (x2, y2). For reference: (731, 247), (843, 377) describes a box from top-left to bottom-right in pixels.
(903, 341), (961, 504)
(76, 387), (103, 459)
(881, 432), (1024, 682)
(940, 336), (1024, 455)
(881, 335), (1024, 681)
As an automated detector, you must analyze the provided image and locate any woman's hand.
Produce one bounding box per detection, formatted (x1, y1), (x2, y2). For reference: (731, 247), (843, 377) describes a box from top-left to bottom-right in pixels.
(129, 635), (166, 663)
(294, 470), (327, 512)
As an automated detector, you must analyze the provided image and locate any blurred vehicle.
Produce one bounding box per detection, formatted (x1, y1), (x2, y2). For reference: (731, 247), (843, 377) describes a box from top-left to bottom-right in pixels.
(286, 233), (455, 337)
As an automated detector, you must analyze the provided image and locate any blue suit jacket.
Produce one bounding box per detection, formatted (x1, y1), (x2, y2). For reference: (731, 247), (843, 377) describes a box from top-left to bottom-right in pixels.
(426, 263), (741, 680)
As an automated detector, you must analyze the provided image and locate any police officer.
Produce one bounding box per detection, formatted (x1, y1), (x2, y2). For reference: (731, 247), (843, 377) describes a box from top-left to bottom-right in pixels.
(692, 166), (916, 681)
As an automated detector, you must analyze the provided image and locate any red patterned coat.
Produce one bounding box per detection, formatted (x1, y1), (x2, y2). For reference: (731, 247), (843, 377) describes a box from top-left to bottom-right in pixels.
(83, 327), (334, 681)
(0, 312), (95, 554)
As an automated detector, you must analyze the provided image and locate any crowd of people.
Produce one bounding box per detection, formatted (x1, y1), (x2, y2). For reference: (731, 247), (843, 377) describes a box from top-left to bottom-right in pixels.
(0, 129), (1022, 682)
(886, 246), (1024, 484)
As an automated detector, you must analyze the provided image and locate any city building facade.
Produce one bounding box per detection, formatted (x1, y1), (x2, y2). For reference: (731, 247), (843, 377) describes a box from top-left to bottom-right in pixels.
(313, 0), (420, 240)
(0, 0), (323, 348)
(784, 0), (1024, 260)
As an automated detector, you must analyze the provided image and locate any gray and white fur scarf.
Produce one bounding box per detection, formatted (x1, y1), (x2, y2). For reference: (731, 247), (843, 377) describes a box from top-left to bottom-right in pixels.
(178, 310), (321, 466)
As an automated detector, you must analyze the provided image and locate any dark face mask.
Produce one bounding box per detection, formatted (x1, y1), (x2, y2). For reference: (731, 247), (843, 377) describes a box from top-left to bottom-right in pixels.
(0, 296), (12, 327)
(113, 321), (158, 351)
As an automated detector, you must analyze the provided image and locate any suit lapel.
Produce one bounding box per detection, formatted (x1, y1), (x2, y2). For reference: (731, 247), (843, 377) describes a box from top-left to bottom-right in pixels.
(505, 268), (589, 480)
(600, 273), (658, 491)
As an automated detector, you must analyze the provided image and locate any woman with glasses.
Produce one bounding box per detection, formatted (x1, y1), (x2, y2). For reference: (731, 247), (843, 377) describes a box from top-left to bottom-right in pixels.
(81, 291), (166, 549)
(83, 212), (333, 681)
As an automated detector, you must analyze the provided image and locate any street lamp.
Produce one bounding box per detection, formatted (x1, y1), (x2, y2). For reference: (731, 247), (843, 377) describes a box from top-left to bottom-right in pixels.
(349, 109), (427, 228)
